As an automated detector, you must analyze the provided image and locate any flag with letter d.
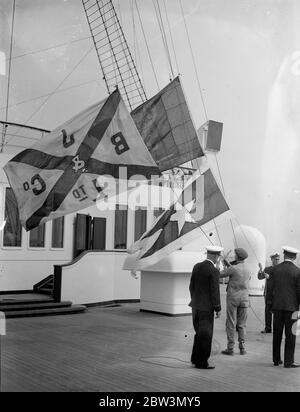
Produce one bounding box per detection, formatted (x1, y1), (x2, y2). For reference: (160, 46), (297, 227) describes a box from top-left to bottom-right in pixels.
(123, 167), (230, 270)
(4, 90), (160, 230)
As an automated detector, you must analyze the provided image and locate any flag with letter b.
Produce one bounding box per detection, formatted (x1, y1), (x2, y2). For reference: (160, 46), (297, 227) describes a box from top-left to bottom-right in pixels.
(4, 90), (160, 230)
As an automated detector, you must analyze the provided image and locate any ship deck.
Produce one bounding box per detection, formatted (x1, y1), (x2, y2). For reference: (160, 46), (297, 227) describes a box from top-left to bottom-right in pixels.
(1, 285), (300, 392)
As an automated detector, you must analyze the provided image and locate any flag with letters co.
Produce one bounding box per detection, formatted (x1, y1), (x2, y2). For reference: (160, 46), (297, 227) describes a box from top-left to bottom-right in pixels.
(123, 167), (230, 271)
(4, 90), (160, 231)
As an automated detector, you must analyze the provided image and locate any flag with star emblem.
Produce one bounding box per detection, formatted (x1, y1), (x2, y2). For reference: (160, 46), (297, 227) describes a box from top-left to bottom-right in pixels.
(123, 167), (230, 270)
(4, 90), (160, 231)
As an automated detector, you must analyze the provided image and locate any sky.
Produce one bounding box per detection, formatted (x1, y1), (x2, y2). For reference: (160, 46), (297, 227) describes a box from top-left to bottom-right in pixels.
(0, 0), (300, 256)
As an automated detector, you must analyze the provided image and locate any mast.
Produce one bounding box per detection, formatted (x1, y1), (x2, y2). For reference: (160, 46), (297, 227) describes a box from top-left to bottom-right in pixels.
(82, 0), (147, 111)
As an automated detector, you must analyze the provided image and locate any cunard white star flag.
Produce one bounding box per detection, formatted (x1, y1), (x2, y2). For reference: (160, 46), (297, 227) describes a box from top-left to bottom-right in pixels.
(123, 167), (230, 270)
(4, 90), (160, 230)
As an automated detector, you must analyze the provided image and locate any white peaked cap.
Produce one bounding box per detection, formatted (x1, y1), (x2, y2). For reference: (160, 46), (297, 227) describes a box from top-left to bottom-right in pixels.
(282, 245), (300, 255)
(206, 245), (224, 254)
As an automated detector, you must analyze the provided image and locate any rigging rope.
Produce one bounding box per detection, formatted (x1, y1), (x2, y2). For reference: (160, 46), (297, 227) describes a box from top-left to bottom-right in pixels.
(176, 0), (227, 248)
(178, 0), (208, 121)
(213, 152), (238, 248)
(134, 0), (160, 91)
(2, 36), (92, 63)
(10, 46), (94, 140)
(232, 215), (261, 264)
(116, 0), (122, 27)
(177, 3), (256, 258)
(230, 218), (238, 248)
(0, 78), (104, 111)
(214, 153), (226, 197)
(131, 0), (145, 88)
(153, 0), (174, 80)
(213, 218), (223, 248)
(192, 157), (219, 247)
(163, 0), (180, 75)
(131, 0), (137, 65)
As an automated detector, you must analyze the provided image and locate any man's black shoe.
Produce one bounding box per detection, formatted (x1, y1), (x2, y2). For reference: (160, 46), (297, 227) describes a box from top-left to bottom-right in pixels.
(284, 363), (300, 368)
(195, 364), (215, 370)
(261, 329), (272, 334)
(274, 360), (283, 366)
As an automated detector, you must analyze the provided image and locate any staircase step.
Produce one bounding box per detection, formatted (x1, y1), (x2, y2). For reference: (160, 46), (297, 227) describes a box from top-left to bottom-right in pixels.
(0, 301), (73, 312)
(0, 298), (54, 306)
(5, 305), (87, 318)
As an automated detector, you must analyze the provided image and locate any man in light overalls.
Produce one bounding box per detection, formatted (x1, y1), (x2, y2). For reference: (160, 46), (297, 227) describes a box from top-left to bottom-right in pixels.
(220, 248), (251, 355)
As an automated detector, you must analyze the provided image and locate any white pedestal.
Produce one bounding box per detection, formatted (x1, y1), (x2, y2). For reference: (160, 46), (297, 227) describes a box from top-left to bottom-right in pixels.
(140, 270), (192, 315)
(139, 251), (204, 316)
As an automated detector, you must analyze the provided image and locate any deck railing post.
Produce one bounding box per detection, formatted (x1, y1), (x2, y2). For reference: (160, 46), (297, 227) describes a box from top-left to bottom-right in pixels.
(53, 265), (62, 303)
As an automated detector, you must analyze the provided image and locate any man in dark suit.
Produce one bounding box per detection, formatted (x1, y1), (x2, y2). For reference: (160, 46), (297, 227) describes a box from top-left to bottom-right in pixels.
(189, 245), (222, 370)
(258, 252), (280, 333)
(268, 246), (300, 368)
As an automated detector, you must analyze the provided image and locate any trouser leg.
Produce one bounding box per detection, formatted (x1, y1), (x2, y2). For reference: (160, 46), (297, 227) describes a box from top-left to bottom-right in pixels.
(191, 308), (198, 364)
(226, 299), (237, 350)
(191, 309), (214, 367)
(237, 306), (248, 348)
(283, 311), (297, 367)
(265, 303), (272, 332)
(273, 310), (284, 364)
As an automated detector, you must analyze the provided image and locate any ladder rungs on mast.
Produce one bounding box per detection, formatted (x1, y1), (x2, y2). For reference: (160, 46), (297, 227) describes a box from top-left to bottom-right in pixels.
(82, 0), (146, 110)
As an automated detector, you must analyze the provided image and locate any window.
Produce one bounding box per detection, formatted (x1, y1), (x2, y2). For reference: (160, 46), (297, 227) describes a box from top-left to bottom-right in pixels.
(73, 214), (92, 258)
(92, 217), (106, 250)
(51, 216), (64, 248)
(134, 208), (147, 241)
(29, 224), (45, 248)
(114, 205), (128, 249)
(3, 187), (22, 247)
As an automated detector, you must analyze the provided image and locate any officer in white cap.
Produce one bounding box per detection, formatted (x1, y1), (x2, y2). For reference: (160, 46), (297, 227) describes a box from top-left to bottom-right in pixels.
(258, 252), (280, 333)
(189, 245), (223, 369)
(268, 246), (300, 367)
(220, 247), (251, 356)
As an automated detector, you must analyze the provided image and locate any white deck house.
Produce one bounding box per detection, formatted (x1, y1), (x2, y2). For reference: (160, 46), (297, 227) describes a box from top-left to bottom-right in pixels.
(0, 146), (184, 305)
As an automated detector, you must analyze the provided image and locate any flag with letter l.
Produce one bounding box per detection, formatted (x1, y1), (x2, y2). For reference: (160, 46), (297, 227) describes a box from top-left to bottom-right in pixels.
(4, 90), (160, 230)
(123, 167), (230, 270)
(131, 76), (204, 172)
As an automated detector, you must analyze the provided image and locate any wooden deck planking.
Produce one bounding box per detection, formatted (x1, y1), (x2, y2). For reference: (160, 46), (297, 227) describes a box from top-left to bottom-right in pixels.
(1, 286), (300, 392)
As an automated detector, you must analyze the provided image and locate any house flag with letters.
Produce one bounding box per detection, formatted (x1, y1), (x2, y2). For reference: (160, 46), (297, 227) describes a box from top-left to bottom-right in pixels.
(4, 90), (160, 230)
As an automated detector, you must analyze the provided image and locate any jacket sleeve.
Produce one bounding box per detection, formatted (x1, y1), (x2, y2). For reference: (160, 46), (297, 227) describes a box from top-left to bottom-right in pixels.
(210, 269), (221, 312)
(296, 272), (300, 308)
(189, 265), (196, 298)
(267, 272), (274, 307)
(220, 266), (233, 278)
